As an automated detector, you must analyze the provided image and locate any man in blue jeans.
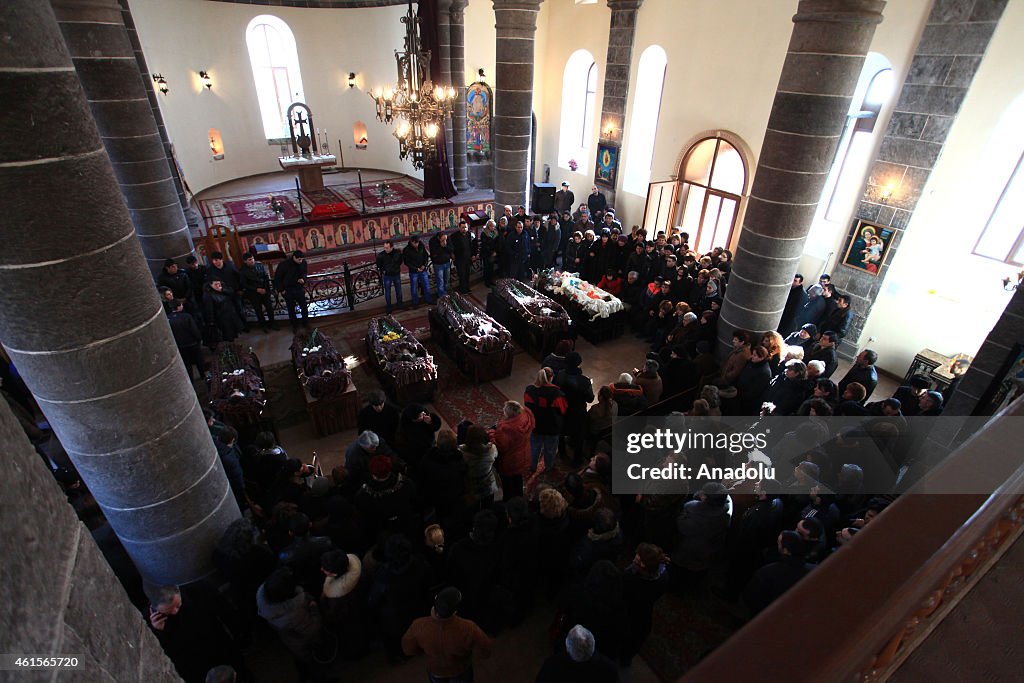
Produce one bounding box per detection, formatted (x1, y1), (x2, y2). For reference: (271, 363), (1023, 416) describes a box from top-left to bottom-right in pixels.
(375, 239), (405, 313)
(403, 234), (432, 306)
(429, 231), (454, 299)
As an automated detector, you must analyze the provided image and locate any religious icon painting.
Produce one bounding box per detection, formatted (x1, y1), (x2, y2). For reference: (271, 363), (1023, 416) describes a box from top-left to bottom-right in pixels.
(307, 228), (322, 251)
(595, 143), (619, 188)
(466, 82), (492, 157)
(841, 219), (895, 276)
(279, 232), (293, 253)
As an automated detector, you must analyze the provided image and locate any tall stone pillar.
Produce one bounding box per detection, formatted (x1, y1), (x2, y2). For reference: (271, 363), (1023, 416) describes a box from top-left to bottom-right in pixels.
(596, 0), (644, 210)
(450, 0), (471, 191)
(493, 0), (544, 209)
(52, 0), (195, 277)
(437, 0), (455, 173)
(118, 0), (188, 212)
(718, 0), (886, 355)
(0, 0), (238, 585)
(829, 0), (1009, 358)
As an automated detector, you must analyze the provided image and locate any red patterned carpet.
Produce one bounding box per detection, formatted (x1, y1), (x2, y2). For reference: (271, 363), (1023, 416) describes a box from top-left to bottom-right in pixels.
(323, 308), (509, 429)
(200, 192), (303, 229)
(330, 175), (452, 213)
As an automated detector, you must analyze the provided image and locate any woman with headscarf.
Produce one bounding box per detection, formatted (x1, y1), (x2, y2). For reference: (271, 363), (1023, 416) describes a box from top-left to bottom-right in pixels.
(460, 425), (500, 509)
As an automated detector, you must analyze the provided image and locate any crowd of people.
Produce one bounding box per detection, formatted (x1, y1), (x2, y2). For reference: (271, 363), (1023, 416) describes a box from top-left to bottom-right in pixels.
(11, 187), (958, 683)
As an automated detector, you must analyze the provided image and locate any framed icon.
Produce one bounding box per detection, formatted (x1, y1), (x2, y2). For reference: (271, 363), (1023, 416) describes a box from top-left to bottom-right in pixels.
(841, 219), (895, 276)
(595, 142), (620, 188)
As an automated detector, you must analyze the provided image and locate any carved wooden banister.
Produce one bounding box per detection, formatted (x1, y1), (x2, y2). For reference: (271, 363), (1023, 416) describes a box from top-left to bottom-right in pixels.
(682, 400), (1024, 683)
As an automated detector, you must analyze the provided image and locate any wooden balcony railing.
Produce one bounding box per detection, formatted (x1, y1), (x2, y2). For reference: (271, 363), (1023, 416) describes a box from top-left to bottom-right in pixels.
(682, 400), (1024, 683)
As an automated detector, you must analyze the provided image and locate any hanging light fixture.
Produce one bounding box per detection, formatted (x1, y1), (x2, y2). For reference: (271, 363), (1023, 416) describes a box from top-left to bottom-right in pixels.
(368, 2), (456, 169)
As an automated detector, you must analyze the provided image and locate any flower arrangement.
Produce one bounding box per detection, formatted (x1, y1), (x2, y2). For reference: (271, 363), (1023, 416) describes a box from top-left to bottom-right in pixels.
(568, 159), (578, 172)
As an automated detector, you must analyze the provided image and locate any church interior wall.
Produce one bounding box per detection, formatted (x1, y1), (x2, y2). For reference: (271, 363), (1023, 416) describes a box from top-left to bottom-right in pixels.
(129, 0), (421, 195)
(858, 0), (1024, 376)
(127, 0), (1024, 378)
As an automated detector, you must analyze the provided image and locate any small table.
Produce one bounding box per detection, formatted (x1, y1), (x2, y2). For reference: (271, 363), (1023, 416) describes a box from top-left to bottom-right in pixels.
(279, 154), (337, 192)
(302, 379), (359, 437)
(904, 349), (958, 392)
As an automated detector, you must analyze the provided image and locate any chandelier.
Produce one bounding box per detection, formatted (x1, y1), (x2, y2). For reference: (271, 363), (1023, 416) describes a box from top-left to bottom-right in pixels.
(368, 2), (457, 169)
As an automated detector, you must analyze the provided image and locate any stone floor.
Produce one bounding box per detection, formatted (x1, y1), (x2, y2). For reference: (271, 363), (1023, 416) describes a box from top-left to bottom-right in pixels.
(223, 280), (902, 683)
(239, 279), (900, 478)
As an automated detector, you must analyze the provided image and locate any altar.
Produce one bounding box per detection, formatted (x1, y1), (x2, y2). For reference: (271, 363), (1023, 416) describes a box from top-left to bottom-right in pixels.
(279, 153), (337, 192)
(278, 101), (336, 192)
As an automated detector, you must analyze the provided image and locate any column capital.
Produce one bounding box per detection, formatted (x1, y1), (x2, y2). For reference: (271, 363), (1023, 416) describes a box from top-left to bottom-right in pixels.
(492, 0), (543, 14)
(607, 0), (644, 11)
(793, 0), (886, 25)
(451, 0), (468, 22)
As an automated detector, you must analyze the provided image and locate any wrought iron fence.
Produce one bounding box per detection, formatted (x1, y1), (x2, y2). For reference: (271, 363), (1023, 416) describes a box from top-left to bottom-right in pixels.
(244, 257), (483, 321)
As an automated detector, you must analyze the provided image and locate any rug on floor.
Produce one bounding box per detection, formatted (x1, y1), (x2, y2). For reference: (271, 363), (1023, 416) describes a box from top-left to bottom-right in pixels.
(320, 309), (510, 428)
(328, 175), (452, 213)
(200, 192), (304, 229)
(261, 359), (313, 431)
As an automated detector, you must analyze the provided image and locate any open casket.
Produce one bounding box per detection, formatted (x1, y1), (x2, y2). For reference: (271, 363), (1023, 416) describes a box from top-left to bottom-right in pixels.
(486, 278), (573, 359)
(542, 271), (627, 343)
(429, 293), (514, 383)
(291, 329), (358, 436)
(366, 316), (437, 403)
(208, 344), (274, 440)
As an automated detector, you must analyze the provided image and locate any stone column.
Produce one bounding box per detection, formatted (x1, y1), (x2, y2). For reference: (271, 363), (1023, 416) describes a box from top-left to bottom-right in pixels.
(829, 0), (1009, 358)
(718, 0), (886, 355)
(0, 399), (182, 680)
(437, 0), (455, 173)
(596, 0), (644, 209)
(493, 0), (544, 209)
(52, 0), (195, 277)
(118, 0), (188, 212)
(450, 0), (471, 191)
(0, 0), (237, 585)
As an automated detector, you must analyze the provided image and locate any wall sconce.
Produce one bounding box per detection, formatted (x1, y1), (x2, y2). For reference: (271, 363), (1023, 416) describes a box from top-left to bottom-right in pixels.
(879, 182), (896, 204)
(199, 70), (213, 90)
(348, 72), (357, 89)
(477, 68), (486, 82)
(1002, 270), (1024, 291)
(151, 73), (168, 95)
(603, 121), (616, 138)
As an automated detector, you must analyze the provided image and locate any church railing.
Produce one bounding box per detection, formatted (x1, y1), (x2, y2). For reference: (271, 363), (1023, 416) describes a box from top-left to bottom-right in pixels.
(681, 399), (1024, 683)
(245, 256), (484, 320)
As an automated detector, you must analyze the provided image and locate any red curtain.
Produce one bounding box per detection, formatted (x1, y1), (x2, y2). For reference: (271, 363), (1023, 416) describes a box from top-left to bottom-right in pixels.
(418, 0), (458, 199)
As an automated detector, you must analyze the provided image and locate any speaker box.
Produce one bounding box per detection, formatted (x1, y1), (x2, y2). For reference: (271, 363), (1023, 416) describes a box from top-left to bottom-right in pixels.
(532, 182), (556, 213)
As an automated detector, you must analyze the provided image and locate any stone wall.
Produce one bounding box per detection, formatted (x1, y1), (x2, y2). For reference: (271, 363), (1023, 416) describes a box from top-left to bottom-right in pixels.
(0, 399), (181, 682)
(831, 0), (1009, 357)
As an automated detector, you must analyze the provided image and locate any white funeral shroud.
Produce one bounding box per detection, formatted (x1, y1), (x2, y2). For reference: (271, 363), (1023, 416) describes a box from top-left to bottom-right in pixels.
(553, 272), (624, 320)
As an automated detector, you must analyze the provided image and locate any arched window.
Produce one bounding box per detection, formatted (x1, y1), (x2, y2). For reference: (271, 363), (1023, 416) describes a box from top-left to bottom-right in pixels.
(974, 149), (1024, 265)
(559, 50), (598, 173)
(822, 53), (894, 222)
(246, 15), (306, 140)
(677, 136), (747, 254)
(623, 45), (667, 196)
